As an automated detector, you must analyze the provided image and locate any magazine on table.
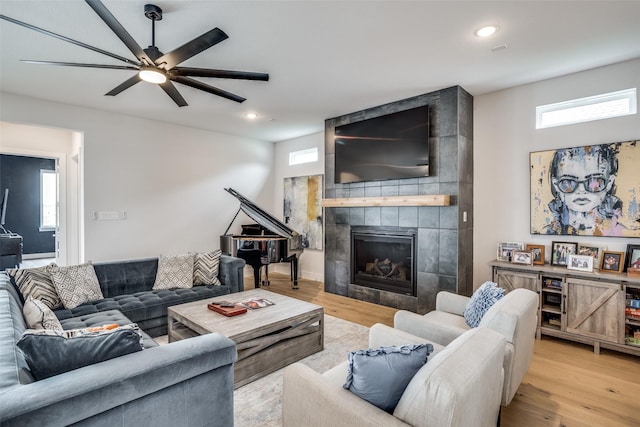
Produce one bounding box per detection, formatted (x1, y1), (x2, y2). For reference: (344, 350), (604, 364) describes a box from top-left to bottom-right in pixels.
(240, 298), (275, 309)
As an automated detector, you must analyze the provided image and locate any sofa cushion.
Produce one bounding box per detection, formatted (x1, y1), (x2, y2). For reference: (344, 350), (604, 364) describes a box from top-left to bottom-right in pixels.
(17, 325), (144, 380)
(23, 296), (63, 331)
(193, 250), (222, 286)
(343, 343), (432, 413)
(50, 262), (104, 309)
(93, 258), (159, 297)
(153, 253), (195, 290)
(6, 263), (61, 309)
(463, 281), (505, 327)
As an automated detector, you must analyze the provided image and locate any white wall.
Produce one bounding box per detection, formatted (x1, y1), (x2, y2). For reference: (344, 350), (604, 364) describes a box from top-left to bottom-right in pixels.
(1, 92), (274, 264)
(474, 58), (640, 285)
(272, 132), (325, 281)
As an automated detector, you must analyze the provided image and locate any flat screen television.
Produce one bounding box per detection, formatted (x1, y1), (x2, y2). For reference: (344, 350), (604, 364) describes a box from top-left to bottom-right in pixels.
(334, 105), (430, 184)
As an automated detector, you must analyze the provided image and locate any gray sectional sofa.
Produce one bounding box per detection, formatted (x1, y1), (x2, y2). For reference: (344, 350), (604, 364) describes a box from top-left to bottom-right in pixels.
(0, 254), (246, 426)
(54, 255), (246, 337)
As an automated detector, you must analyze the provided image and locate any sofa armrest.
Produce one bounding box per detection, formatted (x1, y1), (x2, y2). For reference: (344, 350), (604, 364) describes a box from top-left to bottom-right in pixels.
(219, 254), (245, 293)
(282, 363), (408, 427)
(0, 333), (237, 426)
(435, 291), (470, 315)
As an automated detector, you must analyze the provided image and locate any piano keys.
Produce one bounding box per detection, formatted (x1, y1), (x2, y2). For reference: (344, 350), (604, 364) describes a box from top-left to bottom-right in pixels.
(220, 188), (304, 289)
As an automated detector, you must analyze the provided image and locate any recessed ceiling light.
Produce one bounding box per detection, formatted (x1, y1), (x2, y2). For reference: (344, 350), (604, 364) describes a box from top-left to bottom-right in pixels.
(475, 25), (499, 38)
(245, 113), (258, 119)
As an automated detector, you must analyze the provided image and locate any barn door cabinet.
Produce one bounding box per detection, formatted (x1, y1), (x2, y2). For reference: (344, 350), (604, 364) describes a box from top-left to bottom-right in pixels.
(490, 260), (640, 356)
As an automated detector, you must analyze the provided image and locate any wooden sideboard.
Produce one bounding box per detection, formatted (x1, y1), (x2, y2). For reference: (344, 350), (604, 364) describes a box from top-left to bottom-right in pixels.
(490, 260), (640, 356)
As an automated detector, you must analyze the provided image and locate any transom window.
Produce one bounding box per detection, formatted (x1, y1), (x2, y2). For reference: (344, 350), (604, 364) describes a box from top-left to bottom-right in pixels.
(289, 147), (318, 165)
(536, 88), (637, 129)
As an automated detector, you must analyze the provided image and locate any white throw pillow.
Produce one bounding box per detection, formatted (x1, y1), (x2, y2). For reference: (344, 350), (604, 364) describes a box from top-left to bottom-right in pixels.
(153, 253), (195, 290)
(50, 262), (104, 309)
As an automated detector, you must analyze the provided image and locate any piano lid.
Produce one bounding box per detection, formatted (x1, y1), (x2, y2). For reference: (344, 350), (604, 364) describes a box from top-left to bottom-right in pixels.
(224, 188), (299, 238)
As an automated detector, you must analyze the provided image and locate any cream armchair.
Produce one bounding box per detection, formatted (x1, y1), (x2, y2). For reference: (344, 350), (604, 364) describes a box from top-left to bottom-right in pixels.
(282, 324), (505, 427)
(394, 288), (538, 405)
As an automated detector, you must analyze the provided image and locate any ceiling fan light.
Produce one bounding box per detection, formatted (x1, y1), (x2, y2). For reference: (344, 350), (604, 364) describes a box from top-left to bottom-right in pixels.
(139, 68), (167, 84)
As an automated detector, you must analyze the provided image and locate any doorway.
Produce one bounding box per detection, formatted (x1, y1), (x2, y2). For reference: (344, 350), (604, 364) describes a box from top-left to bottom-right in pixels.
(0, 121), (83, 267)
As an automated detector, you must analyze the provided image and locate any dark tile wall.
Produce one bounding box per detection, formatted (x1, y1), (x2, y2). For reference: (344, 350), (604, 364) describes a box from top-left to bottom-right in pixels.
(324, 86), (474, 314)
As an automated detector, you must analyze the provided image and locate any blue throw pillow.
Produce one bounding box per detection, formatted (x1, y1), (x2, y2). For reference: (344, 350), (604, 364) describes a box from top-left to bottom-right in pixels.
(17, 326), (143, 380)
(343, 343), (433, 413)
(463, 281), (505, 327)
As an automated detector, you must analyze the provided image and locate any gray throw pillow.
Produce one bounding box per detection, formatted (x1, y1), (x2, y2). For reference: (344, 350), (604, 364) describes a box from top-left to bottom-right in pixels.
(7, 263), (62, 309)
(463, 281), (505, 327)
(153, 253), (195, 290)
(23, 296), (63, 331)
(343, 343), (433, 413)
(193, 249), (222, 286)
(17, 325), (143, 380)
(50, 262), (104, 309)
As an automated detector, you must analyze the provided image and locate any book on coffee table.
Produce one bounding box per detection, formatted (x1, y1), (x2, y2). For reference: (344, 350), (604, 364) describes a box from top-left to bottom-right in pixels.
(207, 302), (248, 317)
(240, 298), (275, 309)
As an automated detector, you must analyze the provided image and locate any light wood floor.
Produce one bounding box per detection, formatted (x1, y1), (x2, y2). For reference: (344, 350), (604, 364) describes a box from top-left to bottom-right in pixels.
(263, 273), (640, 427)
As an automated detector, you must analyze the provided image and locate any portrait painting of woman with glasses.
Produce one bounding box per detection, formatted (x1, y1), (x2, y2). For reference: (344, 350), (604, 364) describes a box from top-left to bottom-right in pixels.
(530, 141), (640, 237)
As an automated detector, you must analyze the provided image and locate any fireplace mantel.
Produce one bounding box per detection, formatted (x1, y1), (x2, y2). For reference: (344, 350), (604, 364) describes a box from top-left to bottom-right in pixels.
(322, 194), (450, 207)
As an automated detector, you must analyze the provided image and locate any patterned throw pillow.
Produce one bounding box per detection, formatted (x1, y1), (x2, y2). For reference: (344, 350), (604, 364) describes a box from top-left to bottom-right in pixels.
(6, 263), (62, 310)
(193, 249), (222, 286)
(463, 281), (505, 328)
(50, 262), (105, 310)
(22, 296), (64, 331)
(153, 253), (195, 290)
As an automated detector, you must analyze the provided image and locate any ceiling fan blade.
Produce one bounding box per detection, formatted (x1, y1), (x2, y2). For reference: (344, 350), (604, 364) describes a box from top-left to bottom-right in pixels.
(85, 0), (154, 66)
(159, 81), (188, 107)
(173, 76), (246, 103)
(105, 74), (141, 96)
(172, 67), (269, 81)
(0, 14), (139, 66)
(21, 60), (138, 71)
(156, 28), (228, 70)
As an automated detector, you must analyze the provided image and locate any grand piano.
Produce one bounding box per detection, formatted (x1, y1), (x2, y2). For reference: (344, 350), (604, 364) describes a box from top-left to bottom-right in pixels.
(220, 188), (304, 289)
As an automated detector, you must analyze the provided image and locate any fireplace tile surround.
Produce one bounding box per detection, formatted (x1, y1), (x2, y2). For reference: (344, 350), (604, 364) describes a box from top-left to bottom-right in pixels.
(324, 86), (473, 314)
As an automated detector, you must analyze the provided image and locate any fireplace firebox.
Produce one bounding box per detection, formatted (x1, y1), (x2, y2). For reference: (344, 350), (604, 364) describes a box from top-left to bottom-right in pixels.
(351, 227), (417, 296)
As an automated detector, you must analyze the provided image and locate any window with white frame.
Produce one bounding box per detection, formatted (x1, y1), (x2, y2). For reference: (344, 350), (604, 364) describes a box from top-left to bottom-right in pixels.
(536, 88), (637, 129)
(40, 169), (57, 230)
(289, 147), (318, 165)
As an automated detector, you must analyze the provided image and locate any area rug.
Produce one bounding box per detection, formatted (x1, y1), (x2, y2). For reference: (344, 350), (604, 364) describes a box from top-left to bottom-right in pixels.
(233, 315), (369, 427)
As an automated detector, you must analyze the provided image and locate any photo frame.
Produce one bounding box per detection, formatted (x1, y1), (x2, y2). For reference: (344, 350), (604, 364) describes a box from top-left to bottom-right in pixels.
(551, 241), (578, 266)
(512, 250), (533, 265)
(624, 244), (640, 273)
(497, 242), (525, 262)
(526, 244), (545, 265)
(530, 140), (640, 237)
(600, 251), (625, 273)
(577, 243), (606, 271)
(567, 254), (594, 272)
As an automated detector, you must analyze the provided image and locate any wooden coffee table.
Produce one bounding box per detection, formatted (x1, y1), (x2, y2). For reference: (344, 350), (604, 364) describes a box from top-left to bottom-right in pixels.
(167, 288), (324, 388)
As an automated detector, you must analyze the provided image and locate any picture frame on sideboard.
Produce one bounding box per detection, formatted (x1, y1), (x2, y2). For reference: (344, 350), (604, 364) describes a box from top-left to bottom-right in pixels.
(624, 244), (640, 273)
(600, 251), (625, 273)
(526, 244), (545, 265)
(551, 241), (578, 266)
(567, 254), (594, 272)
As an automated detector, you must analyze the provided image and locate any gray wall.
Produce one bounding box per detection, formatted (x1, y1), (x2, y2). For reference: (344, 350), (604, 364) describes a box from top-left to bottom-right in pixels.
(0, 154), (56, 254)
(324, 85), (473, 313)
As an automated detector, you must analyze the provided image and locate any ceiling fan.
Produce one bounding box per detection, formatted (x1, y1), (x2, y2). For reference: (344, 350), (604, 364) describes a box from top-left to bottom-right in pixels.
(0, 0), (269, 106)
